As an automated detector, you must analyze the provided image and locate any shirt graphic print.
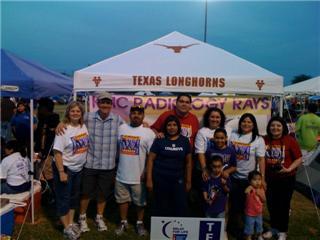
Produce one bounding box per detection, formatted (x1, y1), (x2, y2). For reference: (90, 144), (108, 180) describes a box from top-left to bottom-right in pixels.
(120, 135), (140, 156)
(232, 141), (251, 161)
(71, 133), (89, 155)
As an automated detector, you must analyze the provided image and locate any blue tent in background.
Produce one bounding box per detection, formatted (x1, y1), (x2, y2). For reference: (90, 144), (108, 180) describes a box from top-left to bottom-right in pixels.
(1, 49), (72, 98)
(1, 48), (73, 224)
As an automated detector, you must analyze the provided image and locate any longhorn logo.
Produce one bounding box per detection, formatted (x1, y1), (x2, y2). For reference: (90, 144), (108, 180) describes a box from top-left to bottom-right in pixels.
(256, 80), (265, 90)
(92, 76), (102, 87)
(154, 43), (199, 53)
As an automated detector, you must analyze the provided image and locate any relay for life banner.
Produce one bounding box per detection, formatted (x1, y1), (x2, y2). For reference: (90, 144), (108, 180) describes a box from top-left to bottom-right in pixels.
(89, 95), (271, 134)
(150, 217), (225, 240)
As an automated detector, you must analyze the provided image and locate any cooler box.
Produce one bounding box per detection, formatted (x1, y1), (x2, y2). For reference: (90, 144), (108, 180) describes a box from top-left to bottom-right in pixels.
(0, 203), (15, 236)
(1, 180), (42, 224)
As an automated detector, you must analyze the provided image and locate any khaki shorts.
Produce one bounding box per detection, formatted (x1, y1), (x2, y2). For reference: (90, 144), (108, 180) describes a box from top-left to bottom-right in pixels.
(114, 180), (146, 206)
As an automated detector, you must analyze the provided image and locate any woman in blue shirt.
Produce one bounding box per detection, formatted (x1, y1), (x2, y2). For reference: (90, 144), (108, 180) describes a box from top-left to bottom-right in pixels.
(146, 115), (192, 217)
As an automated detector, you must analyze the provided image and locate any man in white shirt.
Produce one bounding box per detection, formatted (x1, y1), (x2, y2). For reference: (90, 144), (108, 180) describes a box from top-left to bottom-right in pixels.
(114, 105), (155, 237)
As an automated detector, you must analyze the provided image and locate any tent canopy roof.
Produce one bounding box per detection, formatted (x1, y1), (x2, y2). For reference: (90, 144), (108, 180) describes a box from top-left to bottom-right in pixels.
(1, 49), (73, 99)
(74, 31), (283, 95)
(284, 76), (320, 95)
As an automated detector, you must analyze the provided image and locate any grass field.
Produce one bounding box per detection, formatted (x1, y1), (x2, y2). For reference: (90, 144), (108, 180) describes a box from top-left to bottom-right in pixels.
(12, 190), (320, 240)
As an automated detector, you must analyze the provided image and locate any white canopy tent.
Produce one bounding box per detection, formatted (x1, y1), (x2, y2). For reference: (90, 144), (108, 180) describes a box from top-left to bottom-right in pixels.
(284, 76), (320, 95)
(74, 32), (283, 95)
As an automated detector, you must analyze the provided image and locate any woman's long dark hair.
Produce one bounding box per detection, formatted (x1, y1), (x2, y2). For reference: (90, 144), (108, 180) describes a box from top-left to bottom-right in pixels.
(238, 113), (259, 143)
(162, 115), (181, 137)
(203, 107), (226, 128)
(266, 116), (289, 139)
(5, 140), (27, 158)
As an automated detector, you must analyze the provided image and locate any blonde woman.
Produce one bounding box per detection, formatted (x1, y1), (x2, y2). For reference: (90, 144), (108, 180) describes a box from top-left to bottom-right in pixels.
(53, 101), (89, 240)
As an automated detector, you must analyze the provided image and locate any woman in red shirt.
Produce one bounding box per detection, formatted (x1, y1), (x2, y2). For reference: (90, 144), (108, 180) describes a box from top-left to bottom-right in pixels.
(263, 116), (302, 240)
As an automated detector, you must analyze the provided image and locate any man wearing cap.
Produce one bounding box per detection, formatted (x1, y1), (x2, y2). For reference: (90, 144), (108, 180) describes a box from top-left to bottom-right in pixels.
(114, 105), (155, 236)
(57, 92), (123, 232)
(78, 92), (124, 232)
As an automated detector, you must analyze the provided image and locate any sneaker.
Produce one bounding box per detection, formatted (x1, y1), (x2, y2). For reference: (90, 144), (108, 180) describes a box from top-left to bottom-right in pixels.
(95, 216), (108, 232)
(136, 223), (147, 236)
(262, 231), (273, 239)
(115, 221), (128, 236)
(70, 223), (81, 238)
(79, 215), (90, 233)
(63, 225), (79, 240)
(278, 232), (287, 240)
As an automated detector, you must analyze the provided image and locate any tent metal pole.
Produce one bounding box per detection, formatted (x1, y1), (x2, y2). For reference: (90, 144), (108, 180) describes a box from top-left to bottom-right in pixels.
(279, 96), (283, 117)
(30, 99), (35, 224)
(73, 91), (77, 101)
(203, 0), (208, 43)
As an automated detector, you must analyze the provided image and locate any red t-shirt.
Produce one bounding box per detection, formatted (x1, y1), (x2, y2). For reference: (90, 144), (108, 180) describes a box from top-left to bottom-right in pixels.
(245, 188), (265, 216)
(151, 110), (199, 148)
(264, 135), (302, 179)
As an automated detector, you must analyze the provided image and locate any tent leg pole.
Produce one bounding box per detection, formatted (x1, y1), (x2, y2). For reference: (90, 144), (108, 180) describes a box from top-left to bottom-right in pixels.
(279, 96), (283, 117)
(30, 99), (35, 224)
(73, 91), (77, 101)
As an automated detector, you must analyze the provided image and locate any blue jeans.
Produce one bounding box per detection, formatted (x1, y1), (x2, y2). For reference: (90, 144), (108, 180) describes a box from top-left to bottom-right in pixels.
(52, 164), (82, 217)
(244, 214), (263, 235)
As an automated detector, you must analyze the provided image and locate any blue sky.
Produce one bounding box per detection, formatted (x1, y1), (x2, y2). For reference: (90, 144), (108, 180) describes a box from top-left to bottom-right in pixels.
(2, 1), (320, 85)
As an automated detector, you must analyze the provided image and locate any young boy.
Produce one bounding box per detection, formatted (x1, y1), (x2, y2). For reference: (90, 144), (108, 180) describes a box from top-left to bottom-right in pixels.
(202, 155), (230, 218)
(244, 170), (266, 240)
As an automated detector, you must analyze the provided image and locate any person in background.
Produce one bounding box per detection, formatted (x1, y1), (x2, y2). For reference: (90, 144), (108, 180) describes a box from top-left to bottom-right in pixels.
(11, 100), (37, 157)
(263, 116), (302, 240)
(114, 105), (155, 237)
(202, 155), (230, 218)
(295, 103), (320, 165)
(1, 98), (16, 143)
(34, 97), (60, 204)
(244, 171), (265, 240)
(53, 101), (89, 240)
(0, 140), (31, 194)
(35, 97), (60, 158)
(146, 115), (192, 217)
(227, 113), (266, 239)
(151, 93), (199, 148)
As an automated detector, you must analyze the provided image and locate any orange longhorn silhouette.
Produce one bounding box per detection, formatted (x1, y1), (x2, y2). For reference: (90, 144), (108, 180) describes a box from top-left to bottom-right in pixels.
(154, 43), (199, 53)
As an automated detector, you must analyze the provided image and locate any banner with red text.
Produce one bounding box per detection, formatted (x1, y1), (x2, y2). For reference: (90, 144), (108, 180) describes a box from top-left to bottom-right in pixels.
(89, 95), (271, 134)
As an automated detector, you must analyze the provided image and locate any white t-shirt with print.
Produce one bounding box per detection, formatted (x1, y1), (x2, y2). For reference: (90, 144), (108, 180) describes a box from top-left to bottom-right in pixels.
(0, 152), (30, 186)
(53, 124), (89, 172)
(229, 132), (265, 179)
(116, 124), (155, 184)
(195, 127), (233, 154)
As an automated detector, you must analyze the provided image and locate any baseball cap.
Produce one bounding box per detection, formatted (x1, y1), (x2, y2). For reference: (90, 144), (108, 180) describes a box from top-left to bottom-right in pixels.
(97, 92), (112, 101)
(130, 105), (145, 113)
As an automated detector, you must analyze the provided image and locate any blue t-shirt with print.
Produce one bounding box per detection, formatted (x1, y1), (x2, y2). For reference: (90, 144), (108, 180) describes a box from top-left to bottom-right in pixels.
(150, 135), (191, 179)
(205, 143), (237, 169)
(11, 112), (37, 142)
(202, 176), (230, 215)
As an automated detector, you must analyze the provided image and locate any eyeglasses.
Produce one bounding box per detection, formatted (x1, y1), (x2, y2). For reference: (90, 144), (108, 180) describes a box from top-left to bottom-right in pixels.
(97, 99), (112, 104)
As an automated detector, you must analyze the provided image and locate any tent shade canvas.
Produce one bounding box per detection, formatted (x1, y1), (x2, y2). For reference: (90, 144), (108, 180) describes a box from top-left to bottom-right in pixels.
(284, 76), (320, 95)
(1, 49), (72, 99)
(74, 32), (283, 95)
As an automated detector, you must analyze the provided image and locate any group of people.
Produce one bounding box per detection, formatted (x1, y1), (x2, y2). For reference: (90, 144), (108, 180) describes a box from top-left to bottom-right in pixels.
(1, 93), (319, 240)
